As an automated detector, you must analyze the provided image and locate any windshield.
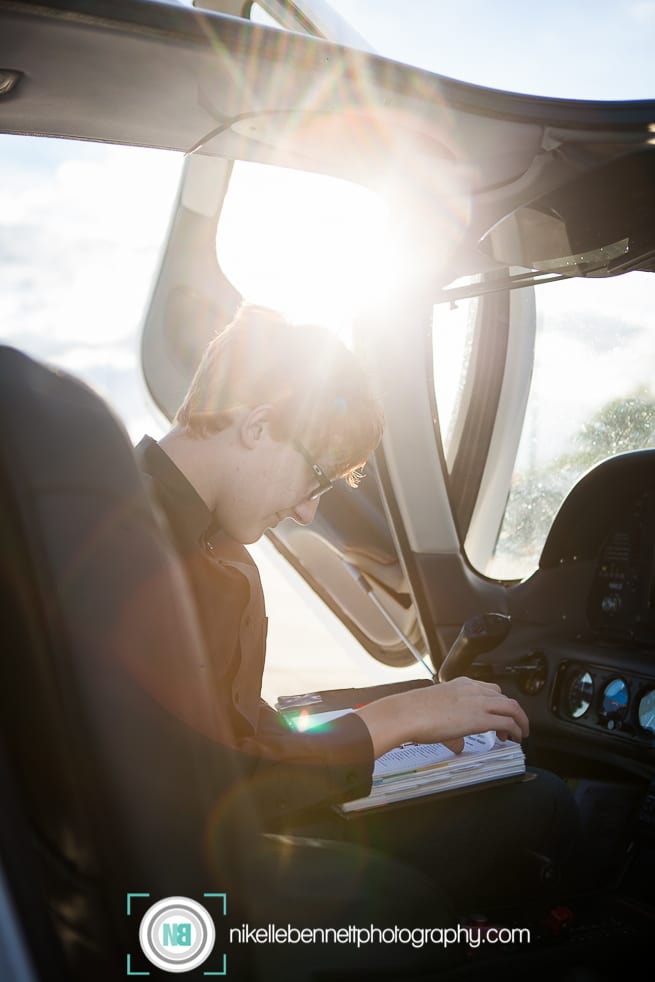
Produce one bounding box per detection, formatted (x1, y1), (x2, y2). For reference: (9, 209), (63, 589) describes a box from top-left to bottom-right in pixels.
(235, 0), (655, 101)
(323, 0), (654, 100)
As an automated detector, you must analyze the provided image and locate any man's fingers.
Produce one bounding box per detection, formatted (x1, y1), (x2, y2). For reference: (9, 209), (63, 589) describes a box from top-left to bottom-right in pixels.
(489, 716), (526, 742)
(443, 737), (465, 754)
(455, 677), (501, 694)
(484, 693), (529, 737)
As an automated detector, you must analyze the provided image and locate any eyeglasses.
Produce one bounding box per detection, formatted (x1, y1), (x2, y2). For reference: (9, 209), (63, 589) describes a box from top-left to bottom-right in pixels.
(292, 438), (334, 501)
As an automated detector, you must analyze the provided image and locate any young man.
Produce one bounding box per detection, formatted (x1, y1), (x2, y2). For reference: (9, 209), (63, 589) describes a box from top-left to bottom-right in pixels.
(137, 302), (578, 907)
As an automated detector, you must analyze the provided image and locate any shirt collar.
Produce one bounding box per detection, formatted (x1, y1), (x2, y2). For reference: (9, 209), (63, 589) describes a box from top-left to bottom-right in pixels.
(135, 435), (218, 548)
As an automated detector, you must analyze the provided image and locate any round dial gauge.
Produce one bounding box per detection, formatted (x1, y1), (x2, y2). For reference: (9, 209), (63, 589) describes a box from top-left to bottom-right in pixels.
(638, 689), (655, 734)
(601, 678), (629, 724)
(567, 670), (594, 718)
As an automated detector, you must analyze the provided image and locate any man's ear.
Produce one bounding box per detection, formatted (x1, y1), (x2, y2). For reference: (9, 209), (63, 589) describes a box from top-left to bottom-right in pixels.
(239, 404), (274, 449)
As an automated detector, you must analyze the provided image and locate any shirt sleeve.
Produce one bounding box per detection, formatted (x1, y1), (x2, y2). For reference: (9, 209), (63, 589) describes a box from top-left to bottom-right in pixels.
(235, 704), (375, 820)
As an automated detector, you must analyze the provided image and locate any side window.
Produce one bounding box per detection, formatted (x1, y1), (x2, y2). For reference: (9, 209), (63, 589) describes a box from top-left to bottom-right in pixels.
(489, 272), (655, 579)
(249, 3), (283, 28)
(432, 270), (655, 581)
(432, 275), (519, 558)
(0, 134), (183, 439)
(432, 287), (478, 468)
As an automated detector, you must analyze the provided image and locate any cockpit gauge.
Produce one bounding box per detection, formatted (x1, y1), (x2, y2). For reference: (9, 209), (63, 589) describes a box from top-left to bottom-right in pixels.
(600, 678), (629, 729)
(567, 670), (594, 718)
(637, 689), (655, 735)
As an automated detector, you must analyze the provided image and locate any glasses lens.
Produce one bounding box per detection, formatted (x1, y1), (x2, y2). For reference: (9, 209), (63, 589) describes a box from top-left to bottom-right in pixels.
(293, 439), (334, 500)
(308, 482), (332, 501)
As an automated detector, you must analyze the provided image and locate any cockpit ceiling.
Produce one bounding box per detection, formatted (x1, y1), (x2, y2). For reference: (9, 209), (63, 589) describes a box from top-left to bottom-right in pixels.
(0, 6), (542, 184)
(1, 0), (654, 281)
(480, 148), (655, 278)
(1, 5), (652, 150)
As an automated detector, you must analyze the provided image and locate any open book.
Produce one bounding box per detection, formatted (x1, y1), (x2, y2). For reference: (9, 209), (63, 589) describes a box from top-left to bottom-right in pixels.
(286, 707), (526, 814)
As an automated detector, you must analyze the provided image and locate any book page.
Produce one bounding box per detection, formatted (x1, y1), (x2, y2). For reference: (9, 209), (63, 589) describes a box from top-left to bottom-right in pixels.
(280, 704), (525, 813)
(284, 709), (510, 771)
(373, 730), (498, 778)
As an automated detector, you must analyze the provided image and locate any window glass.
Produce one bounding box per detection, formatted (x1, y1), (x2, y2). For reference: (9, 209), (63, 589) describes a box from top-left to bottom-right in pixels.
(215, 160), (387, 340)
(327, 1), (652, 101)
(0, 134), (183, 439)
(490, 272), (655, 579)
(432, 284), (478, 466)
(249, 2), (284, 29)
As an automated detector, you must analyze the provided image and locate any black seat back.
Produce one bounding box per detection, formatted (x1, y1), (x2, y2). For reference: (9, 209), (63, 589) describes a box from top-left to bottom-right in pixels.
(0, 347), (255, 979)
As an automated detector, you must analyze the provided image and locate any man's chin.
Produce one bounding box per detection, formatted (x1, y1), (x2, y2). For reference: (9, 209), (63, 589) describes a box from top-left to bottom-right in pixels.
(244, 525), (269, 545)
(241, 515), (283, 543)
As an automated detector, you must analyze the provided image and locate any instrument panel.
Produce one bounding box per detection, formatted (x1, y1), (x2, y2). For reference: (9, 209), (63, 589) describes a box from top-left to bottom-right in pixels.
(587, 487), (655, 641)
(553, 661), (655, 742)
(507, 453), (655, 772)
(556, 477), (655, 746)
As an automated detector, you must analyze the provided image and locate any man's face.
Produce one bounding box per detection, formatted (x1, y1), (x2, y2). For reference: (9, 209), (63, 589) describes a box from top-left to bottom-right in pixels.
(212, 414), (335, 544)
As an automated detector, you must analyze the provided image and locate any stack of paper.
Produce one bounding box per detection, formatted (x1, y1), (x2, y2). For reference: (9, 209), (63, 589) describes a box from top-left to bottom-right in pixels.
(283, 707), (526, 814)
(340, 730), (525, 813)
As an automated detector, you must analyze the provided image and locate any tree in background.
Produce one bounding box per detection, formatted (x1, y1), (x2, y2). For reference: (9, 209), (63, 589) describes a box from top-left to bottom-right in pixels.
(494, 388), (655, 575)
(569, 387), (655, 471)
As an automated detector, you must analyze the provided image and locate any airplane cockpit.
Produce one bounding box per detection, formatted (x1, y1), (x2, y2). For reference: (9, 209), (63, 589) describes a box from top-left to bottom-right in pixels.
(1, 1), (655, 980)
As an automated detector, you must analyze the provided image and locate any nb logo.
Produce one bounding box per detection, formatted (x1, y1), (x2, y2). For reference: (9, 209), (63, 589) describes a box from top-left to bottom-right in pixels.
(138, 896), (216, 973)
(162, 922), (192, 947)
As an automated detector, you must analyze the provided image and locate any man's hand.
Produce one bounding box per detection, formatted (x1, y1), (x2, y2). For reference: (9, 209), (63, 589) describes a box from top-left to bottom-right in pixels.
(442, 738), (465, 754)
(355, 677), (529, 759)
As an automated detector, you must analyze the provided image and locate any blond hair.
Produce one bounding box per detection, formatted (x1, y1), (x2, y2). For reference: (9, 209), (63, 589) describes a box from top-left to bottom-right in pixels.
(175, 304), (383, 485)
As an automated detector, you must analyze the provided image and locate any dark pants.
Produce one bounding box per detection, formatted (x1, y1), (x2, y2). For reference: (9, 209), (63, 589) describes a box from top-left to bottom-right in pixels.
(214, 833), (462, 981)
(282, 768), (581, 912)
(211, 770), (581, 979)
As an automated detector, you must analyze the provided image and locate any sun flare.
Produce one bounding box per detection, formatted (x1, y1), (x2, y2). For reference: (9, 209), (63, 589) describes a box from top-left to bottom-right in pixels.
(216, 160), (415, 339)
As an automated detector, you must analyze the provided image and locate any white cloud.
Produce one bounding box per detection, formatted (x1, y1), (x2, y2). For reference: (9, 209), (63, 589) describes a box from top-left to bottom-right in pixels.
(0, 138), (183, 434)
(630, 1), (655, 22)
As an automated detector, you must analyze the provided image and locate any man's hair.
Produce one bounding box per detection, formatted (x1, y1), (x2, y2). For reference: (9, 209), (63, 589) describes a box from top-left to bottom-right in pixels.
(175, 304), (383, 485)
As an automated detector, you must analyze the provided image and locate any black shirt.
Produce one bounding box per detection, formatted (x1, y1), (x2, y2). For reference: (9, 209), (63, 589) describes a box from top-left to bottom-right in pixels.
(136, 435), (374, 820)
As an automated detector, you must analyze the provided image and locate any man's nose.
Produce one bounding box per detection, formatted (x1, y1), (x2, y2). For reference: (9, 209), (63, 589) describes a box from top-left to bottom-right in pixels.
(291, 496), (320, 526)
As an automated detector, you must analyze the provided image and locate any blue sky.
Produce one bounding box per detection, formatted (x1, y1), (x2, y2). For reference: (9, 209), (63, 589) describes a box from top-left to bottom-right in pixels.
(330, 0), (655, 99)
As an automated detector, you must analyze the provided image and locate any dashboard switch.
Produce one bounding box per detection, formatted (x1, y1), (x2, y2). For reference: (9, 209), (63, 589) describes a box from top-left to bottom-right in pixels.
(545, 905), (574, 937)
(601, 595), (621, 613)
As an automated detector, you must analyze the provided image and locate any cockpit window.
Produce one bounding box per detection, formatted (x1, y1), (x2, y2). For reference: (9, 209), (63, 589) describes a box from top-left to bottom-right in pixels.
(249, 3), (282, 29)
(434, 270), (655, 581)
(490, 272), (655, 579)
(0, 134), (182, 439)
(432, 281), (478, 467)
(326, 1), (652, 100)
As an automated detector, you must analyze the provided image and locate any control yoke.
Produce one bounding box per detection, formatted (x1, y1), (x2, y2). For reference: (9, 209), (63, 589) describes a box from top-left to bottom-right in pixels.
(438, 612), (511, 683)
